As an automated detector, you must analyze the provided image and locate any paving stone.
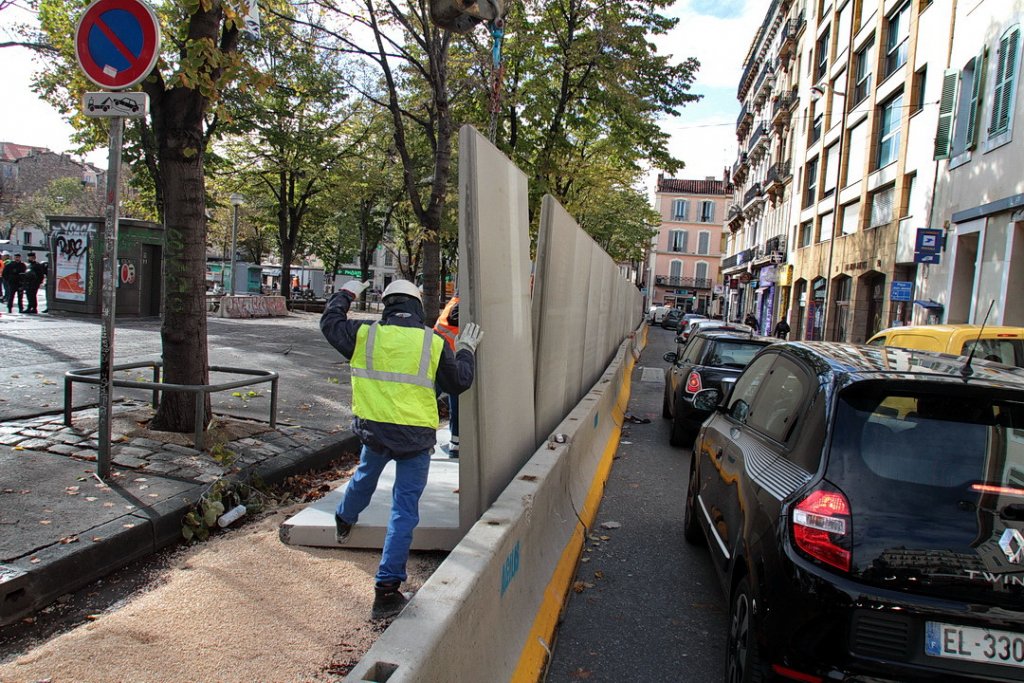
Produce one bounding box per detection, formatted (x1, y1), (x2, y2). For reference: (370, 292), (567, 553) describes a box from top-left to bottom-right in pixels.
(197, 473), (221, 483)
(36, 423), (63, 432)
(142, 461), (179, 474)
(47, 444), (83, 456)
(53, 433), (87, 445)
(72, 451), (98, 462)
(19, 429), (49, 439)
(130, 438), (165, 449)
(259, 443), (284, 454)
(115, 446), (153, 458)
(16, 438), (50, 450)
(112, 454), (147, 469)
(175, 468), (201, 480)
(80, 439), (99, 449)
(163, 444), (201, 456)
(237, 438), (261, 446)
(147, 451), (177, 462)
(171, 456), (203, 469)
(0, 433), (28, 446)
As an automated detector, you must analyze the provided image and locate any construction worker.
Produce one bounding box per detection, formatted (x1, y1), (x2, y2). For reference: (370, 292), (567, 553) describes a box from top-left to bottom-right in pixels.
(320, 279), (483, 620)
(433, 295), (461, 457)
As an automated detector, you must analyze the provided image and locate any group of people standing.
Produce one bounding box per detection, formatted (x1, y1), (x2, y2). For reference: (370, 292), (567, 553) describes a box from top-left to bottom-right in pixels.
(0, 251), (47, 314)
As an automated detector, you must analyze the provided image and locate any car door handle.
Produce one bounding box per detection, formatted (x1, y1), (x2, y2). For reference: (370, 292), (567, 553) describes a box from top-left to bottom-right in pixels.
(713, 448), (723, 460)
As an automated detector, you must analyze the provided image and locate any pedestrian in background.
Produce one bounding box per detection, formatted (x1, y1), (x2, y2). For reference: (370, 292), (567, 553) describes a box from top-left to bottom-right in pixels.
(433, 295), (461, 458)
(744, 312), (759, 330)
(774, 317), (791, 340)
(23, 252), (45, 314)
(0, 252), (7, 304)
(3, 253), (26, 314)
(320, 279), (482, 620)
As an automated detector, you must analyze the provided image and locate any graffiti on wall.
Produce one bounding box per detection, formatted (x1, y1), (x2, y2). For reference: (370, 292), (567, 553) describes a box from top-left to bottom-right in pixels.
(221, 295), (287, 319)
(52, 221), (95, 302)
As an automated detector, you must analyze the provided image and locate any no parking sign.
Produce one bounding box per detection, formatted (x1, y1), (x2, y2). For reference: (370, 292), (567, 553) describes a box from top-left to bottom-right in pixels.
(75, 0), (160, 90)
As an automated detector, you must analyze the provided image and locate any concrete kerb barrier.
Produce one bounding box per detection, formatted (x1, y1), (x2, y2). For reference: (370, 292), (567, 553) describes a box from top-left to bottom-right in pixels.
(346, 325), (649, 682)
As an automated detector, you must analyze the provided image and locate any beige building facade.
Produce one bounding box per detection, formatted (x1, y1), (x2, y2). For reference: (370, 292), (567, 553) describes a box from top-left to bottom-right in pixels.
(649, 176), (730, 315)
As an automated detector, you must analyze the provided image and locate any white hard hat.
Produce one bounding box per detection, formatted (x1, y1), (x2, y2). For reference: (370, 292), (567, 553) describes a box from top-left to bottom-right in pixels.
(382, 279), (422, 302)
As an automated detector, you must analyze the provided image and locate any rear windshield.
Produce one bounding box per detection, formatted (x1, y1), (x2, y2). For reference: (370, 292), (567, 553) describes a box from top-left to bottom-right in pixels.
(962, 338), (1024, 368)
(829, 386), (1024, 489)
(709, 341), (770, 369)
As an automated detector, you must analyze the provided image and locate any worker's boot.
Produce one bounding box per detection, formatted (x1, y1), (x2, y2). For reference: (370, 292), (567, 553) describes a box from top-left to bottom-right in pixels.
(371, 582), (410, 620)
(448, 436), (459, 459)
(335, 514), (352, 544)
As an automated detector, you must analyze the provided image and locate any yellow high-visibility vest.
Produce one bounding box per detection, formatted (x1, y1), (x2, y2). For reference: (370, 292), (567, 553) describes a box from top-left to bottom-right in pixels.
(351, 323), (444, 428)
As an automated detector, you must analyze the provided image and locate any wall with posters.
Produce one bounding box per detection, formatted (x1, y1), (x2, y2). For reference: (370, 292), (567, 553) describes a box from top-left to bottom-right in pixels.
(45, 216), (164, 317)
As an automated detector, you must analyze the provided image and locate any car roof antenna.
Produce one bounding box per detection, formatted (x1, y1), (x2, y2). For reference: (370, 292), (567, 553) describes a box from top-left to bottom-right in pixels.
(961, 300), (995, 378)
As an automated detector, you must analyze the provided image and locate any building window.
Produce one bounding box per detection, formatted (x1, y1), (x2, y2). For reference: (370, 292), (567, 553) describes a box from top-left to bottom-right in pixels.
(697, 231), (710, 255)
(698, 201), (715, 223)
(988, 24), (1022, 145)
(818, 212), (834, 243)
(877, 92), (903, 168)
(816, 27), (831, 81)
(810, 101), (823, 143)
(841, 200), (860, 234)
(804, 157), (819, 207)
(384, 250), (394, 267)
(884, 1), (911, 78)
(22, 231), (32, 245)
(670, 260), (683, 279)
(695, 261), (709, 283)
(799, 220), (813, 248)
(869, 185), (895, 227)
(672, 199), (690, 221)
(669, 230), (688, 253)
(939, 52), (985, 161)
(854, 39), (874, 104)
(823, 142), (840, 196)
(912, 66), (928, 115)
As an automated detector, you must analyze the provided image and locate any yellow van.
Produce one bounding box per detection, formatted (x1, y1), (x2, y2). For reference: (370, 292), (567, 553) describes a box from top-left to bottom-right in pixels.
(866, 324), (1024, 367)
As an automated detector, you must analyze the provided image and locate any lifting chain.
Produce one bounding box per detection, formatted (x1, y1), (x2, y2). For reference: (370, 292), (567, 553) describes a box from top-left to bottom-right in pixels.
(487, 18), (505, 143)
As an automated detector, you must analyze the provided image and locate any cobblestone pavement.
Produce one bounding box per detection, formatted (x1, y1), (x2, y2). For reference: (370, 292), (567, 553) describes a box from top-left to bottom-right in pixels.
(0, 400), (332, 484)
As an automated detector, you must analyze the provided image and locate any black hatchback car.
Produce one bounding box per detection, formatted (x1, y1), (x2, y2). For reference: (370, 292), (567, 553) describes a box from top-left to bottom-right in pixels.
(662, 329), (777, 447)
(662, 308), (685, 330)
(684, 342), (1024, 683)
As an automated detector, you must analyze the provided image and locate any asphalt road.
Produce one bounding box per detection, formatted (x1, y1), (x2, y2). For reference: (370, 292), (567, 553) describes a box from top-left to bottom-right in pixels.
(0, 297), (375, 433)
(544, 326), (728, 682)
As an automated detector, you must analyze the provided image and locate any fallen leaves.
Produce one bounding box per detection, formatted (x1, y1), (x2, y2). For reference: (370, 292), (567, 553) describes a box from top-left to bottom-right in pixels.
(39, 520), (52, 526)
(59, 535), (79, 545)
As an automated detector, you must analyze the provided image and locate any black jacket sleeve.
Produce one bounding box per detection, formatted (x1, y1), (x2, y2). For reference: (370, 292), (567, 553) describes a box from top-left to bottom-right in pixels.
(435, 346), (475, 396)
(320, 291), (366, 360)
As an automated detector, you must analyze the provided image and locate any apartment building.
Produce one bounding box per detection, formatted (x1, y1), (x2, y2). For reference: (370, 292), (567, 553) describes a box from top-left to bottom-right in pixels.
(922, 2), (1024, 326)
(726, 0), (981, 343)
(649, 175), (730, 315)
(724, 0), (804, 335)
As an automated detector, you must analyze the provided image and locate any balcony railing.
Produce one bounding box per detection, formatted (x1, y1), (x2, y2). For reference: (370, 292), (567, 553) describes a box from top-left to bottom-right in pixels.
(731, 153), (749, 183)
(743, 182), (763, 206)
(655, 276), (714, 290)
(747, 124), (768, 153)
(736, 102), (753, 138)
(753, 64), (774, 105)
(777, 13), (804, 61)
(721, 253), (739, 269)
(763, 160), (792, 192)
(771, 90), (797, 127)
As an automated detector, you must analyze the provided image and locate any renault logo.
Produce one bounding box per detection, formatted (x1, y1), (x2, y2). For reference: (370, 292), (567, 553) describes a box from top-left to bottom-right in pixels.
(999, 528), (1024, 564)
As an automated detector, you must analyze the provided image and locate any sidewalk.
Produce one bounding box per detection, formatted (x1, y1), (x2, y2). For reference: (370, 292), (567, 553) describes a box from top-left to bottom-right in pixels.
(0, 304), (379, 627)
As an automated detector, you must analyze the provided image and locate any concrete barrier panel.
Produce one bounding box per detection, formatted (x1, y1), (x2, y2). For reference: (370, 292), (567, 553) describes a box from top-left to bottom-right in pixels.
(533, 196), (584, 445)
(457, 125), (537, 527)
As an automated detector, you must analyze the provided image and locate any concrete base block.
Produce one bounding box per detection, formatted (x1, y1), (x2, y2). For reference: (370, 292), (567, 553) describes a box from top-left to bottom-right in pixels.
(219, 295), (287, 318)
(279, 451), (463, 551)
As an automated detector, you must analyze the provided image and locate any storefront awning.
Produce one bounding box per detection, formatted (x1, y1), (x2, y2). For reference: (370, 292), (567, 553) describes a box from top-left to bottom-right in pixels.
(913, 299), (944, 310)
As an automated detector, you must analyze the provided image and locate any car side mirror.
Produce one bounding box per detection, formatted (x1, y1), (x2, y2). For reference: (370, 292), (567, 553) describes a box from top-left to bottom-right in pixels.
(692, 388), (723, 411)
(663, 351), (678, 364)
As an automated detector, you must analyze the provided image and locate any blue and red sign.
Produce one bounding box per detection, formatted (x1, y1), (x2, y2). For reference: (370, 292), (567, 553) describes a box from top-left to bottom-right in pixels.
(75, 0), (160, 90)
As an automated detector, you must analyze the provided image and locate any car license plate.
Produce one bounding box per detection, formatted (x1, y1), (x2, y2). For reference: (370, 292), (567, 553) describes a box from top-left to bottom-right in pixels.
(926, 621), (1024, 668)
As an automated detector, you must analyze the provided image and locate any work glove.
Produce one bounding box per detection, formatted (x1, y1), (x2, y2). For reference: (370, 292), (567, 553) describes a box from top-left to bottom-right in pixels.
(455, 322), (484, 354)
(340, 280), (371, 298)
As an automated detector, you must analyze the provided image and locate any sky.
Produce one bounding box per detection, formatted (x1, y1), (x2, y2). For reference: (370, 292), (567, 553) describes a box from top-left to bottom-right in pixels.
(0, 0), (763, 183)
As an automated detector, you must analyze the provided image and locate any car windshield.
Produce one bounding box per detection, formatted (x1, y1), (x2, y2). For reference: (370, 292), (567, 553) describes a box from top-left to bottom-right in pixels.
(710, 341), (768, 369)
(830, 385), (1024, 490)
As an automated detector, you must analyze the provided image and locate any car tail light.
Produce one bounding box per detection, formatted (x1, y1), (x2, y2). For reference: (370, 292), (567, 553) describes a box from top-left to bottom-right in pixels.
(685, 371), (702, 394)
(792, 486), (852, 572)
(771, 664), (823, 683)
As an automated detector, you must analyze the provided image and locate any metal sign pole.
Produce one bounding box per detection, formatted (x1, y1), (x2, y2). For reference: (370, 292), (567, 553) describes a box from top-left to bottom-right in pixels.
(97, 115), (123, 479)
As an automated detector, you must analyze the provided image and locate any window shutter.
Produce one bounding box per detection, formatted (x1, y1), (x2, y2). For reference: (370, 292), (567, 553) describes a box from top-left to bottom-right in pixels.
(707, 202), (715, 222)
(966, 48), (987, 148)
(681, 231), (689, 253)
(682, 200), (690, 221)
(934, 69), (958, 159)
(990, 27), (1020, 136)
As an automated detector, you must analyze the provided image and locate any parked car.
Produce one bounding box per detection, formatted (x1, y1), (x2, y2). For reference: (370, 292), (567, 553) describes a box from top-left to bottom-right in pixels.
(684, 341), (1024, 683)
(662, 329), (777, 447)
(648, 305), (670, 324)
(867, 324), (1024, 368)
(661, 308), (685, 329)
(678, 318), (753, 344)
(675, 312), (708, 333)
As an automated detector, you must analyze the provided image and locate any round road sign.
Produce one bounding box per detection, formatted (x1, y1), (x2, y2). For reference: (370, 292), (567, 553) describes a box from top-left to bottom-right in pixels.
(75, 0), (161, 91)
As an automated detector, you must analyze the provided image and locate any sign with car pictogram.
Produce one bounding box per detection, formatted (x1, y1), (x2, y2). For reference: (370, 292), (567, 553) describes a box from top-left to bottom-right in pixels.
(83, 91), (149, 118)
(75, 0), (160, 90)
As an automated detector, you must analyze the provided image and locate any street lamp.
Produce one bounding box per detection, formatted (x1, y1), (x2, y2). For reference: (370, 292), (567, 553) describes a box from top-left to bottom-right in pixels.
(810, 83), (847, 341)
(229, 193), (244, 296)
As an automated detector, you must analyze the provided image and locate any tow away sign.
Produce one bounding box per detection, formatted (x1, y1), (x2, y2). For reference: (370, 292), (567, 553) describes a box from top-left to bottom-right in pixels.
(83, 92), (149, 117)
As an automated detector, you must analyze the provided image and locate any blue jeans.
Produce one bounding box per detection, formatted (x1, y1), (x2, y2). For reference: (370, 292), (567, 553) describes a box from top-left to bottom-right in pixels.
(336, 444), (431, 585)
